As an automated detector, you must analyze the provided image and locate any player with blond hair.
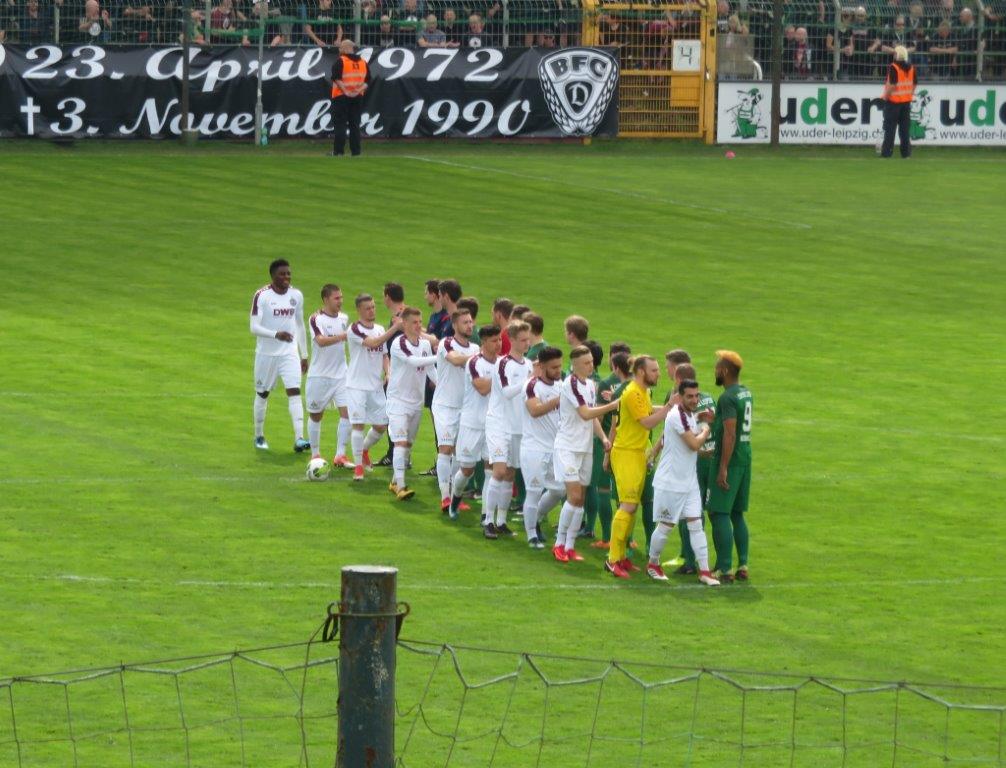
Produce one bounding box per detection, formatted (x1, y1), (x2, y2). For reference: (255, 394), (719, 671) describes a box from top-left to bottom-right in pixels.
(604, 355), (672, 579)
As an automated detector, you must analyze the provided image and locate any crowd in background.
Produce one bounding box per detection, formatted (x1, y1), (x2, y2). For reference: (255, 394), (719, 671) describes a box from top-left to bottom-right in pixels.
(1, 0), (1000, 80)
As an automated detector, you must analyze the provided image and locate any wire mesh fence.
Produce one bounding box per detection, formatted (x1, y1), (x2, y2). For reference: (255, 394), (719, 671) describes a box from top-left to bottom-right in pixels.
(2, 634), (1004, 767)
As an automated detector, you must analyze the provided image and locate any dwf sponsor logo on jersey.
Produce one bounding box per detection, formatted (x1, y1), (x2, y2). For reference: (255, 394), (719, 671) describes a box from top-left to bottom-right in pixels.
(538, 49), (618, 136)
(273, 308), (296, 317)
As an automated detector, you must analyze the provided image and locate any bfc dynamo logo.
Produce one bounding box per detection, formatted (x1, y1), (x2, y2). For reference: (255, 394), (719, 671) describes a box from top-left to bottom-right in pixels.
(538, 49), (619, 136)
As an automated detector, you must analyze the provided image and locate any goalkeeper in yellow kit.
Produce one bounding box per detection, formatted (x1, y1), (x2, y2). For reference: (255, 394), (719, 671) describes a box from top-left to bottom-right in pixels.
(604, 355), (672, 579)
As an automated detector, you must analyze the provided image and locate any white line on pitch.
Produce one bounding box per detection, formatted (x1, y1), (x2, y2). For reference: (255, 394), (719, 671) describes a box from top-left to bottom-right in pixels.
(402, 155), (813, 230)
(5, 573), (1003, 593)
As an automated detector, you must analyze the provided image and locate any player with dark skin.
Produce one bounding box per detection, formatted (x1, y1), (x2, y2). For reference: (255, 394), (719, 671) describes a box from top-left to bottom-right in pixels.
(259, 264), (308, 406)
(714, 360), (738, 492)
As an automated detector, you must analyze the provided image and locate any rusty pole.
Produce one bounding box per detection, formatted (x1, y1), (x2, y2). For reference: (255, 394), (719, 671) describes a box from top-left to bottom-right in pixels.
(336, 565), (397, 768)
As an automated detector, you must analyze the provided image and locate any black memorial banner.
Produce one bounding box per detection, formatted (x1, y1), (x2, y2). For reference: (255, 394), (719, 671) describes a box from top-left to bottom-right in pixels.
(0, 45), (618, 139)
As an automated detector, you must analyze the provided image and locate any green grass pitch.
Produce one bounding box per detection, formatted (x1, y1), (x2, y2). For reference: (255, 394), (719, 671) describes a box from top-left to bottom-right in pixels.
(2, 140), (1004, 767)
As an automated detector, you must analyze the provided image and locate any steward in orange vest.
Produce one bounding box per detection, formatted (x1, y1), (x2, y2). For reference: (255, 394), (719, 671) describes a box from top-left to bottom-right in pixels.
(330, 40), (370, 156)
(880, 46), (917, 159)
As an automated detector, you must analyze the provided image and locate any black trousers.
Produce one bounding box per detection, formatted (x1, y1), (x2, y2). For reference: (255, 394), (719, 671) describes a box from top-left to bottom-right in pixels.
(331, 97), (362, 156)
(881, 101), (911, 158)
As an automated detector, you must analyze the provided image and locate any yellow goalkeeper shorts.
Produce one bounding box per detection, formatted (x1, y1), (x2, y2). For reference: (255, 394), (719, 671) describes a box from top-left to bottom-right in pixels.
(610, 447), (647, 505)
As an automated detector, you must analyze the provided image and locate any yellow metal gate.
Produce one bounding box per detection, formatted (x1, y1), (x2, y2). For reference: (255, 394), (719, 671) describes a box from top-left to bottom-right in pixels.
(583, 1), (717, 141)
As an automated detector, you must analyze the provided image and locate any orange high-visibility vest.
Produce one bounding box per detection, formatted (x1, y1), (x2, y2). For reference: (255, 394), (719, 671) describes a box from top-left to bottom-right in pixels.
(331, 56), (367, 98)
(888, 63), (915, 103)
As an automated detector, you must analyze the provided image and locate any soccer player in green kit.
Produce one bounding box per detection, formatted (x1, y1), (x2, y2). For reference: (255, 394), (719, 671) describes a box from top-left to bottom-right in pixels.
(707, 349), (753, 584)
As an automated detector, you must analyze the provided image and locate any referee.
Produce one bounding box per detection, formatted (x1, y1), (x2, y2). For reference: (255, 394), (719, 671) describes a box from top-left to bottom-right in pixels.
(880, 45), (917, 159)
(330, 39), (370, 157)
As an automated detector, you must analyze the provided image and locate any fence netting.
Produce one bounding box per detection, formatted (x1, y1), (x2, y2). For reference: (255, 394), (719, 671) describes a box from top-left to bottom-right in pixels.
(3, 636), (1003, 767)
(2, 0), (1001, 81)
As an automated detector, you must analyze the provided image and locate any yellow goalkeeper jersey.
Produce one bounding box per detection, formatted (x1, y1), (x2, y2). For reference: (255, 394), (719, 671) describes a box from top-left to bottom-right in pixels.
(613, 380), (652, 452)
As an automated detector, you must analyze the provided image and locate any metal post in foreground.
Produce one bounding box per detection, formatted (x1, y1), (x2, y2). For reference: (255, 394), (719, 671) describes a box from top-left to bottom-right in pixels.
(769, 0), (783, 145)
(180, 0), (198, 146)
(337, 566), (397, 768)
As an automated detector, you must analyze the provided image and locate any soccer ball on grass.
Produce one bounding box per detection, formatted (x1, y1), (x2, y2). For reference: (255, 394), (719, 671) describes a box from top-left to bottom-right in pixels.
(306, 458), (330, 481)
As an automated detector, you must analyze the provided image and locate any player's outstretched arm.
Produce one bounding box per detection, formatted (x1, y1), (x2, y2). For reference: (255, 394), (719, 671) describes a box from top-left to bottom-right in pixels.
(363, 323), (401, 350)
(678, 425), (710, 452)
(575, 399), (619, 421)
(526, 396), (559, 417)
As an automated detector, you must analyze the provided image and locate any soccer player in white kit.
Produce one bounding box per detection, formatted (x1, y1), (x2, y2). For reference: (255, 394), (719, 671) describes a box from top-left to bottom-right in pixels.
(346, 293), (401, 482)
(484, 320), (533, 537)
(305, 284), (352, 464)
(448, 324), (502, 523)
(649, 378), (719, 586)
(552, 345), (619, 563)
(249, 259), (310, 452)
(386, 307), (438, 501)
(520, 346), (566, 549)
(431, 308), (477, 511)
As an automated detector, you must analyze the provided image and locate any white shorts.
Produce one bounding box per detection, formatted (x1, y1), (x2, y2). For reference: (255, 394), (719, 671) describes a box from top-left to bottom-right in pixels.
(431, 404), (461, 447)
(456, 424), (487, 467)
(653, 487), (702, 526)
(553, 447), (592, 487)
(346, 388), (388, 426)
(520, 446), (564, 493)
(486, 428), (521, 468)
(254, 353), (301, 392)
(305, 376), (348, 414)
(388, 409), (422, 444)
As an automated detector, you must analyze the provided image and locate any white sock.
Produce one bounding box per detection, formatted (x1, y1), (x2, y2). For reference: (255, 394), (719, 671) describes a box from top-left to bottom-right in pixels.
(351, 429), (364, 464)
(451, 469), (468, 499)
(649, 524), (671, 564)
(363, 428), (382, 451)
(555, 501), (574, 547)
(336, 419), (351, 456)
(482, 477), (499, 525)
(451, 455), (459, 478)
(253, 396), (267, 438)
(564, 505), (584, 552)
(538, 489), (563, 524)
(493, 479), (510, 527)
(688, 518), (710, 572)
(436, 453), (453, 499)
(308, 419), (322, 456)
(288, 396), (304, 441)
(393, 447), (409, 486)
(523, 488), (543, 539)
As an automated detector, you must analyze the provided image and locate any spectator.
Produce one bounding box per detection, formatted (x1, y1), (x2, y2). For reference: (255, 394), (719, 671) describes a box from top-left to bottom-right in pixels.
(716, 0), (730, 33)
(982, 2), (1003, 78)
(785, 25), (814, 77)
(933, 0), (955, 28)
(442, 6), (463, 43)
(182, 7), (207, 43)
(210, 0), (246, 42)
(956, 6), (981, 78)
(928, 19), (956, 77)
(120, 0), (156, 43)
(396, 0), (421, 24)
(849, 6), (881, 77)
(418, 13), (454, 45)
(17, 0), (53, 43)
(79, 0), (112, 42)
(362, 14), (395, 46)
(304, 0), (342, 46)
(464, 11), (485, 46)
(0, 0), (9, 44)
(881, 0), (906, 29)
(907, 2), (929, 36)
(827, 10), (854, 77)
(882, 15), (914, 54)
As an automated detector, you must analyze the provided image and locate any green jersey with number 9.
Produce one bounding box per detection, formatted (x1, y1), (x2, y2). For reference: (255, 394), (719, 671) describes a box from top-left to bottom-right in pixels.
(712, 384), (752, 466)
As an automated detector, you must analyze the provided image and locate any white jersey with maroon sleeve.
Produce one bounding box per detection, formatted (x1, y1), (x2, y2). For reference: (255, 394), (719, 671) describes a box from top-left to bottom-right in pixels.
(386, 335), (436, 416)
(554, 375), (596, 454)
(459, 353), (495, 430)
(431, 336), (474, 411)
(485, 355), (532, 437)
(346, 321), (387, 391)
(250, 284), (306, 358)
(653, 405), (701, 494)
(307, 311), (349, 380)
(521, 377), (560, 452)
